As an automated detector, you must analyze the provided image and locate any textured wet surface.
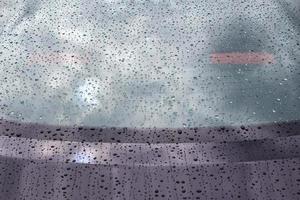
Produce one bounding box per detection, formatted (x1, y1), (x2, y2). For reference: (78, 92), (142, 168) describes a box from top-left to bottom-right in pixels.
(0, 119), (299, 200)
(0, 0), (300, 199)
(0, 0), (300, 127)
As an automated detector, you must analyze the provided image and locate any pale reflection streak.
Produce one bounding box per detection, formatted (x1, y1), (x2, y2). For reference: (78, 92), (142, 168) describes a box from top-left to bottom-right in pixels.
(0, 135), (298, 166)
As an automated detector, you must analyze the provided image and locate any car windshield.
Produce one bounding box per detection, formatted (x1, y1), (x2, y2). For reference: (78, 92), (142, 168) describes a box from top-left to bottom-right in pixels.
(1, 0), (299, 128)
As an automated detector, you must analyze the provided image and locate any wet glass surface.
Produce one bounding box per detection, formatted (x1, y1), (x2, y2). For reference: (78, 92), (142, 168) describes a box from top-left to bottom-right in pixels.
(0, 0), (299, 128)
(0, 0), (299, 199)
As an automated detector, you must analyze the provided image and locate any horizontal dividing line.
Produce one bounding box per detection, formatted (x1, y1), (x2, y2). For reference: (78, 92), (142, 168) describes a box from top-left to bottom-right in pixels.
(1, 119), (300, 144)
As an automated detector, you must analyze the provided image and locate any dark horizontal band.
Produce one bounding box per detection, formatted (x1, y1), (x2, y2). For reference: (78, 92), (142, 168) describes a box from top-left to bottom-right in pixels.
(1, 119), (300, 143)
